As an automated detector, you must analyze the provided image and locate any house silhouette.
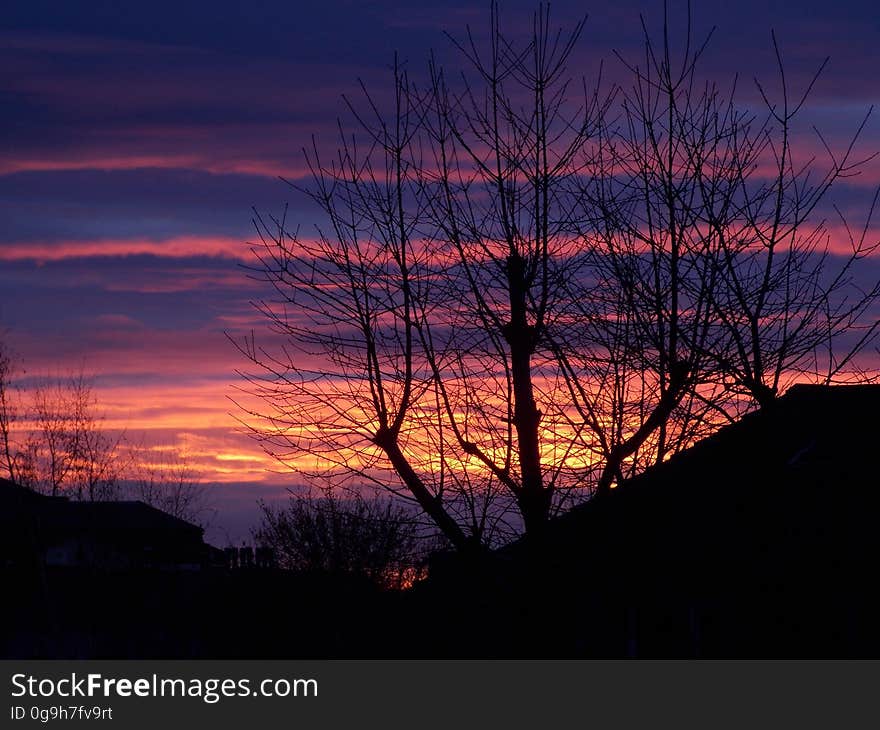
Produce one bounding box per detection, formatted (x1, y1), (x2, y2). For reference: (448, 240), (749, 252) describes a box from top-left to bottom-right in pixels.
(409, 384), (880, 657)
(0, 478), (208, 571)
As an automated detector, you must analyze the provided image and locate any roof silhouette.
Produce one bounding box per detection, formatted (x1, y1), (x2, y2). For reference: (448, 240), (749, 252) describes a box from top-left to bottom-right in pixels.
(414, 384), (880, 656)
(0, 477), (201, 534)
(510, 383), (880, 557)
(36, 500), (203, 534)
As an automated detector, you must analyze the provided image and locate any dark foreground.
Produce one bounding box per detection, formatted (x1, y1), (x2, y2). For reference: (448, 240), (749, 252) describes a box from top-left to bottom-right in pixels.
(3, 551), (880, 659)
(4, 385), (880, 658)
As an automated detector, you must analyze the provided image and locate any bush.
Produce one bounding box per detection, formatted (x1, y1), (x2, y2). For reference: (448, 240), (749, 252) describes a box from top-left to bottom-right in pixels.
(254, 493), (424, 589)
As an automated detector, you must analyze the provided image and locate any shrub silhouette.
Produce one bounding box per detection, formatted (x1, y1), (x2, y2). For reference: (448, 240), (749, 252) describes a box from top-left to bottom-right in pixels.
(254, 493), (423, 589)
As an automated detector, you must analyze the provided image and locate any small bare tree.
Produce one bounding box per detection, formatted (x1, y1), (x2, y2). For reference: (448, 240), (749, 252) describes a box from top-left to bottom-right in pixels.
(123, 438), (210, 523)
(1, 341), (209, 519)
(0, 357), (125, 499)
(29, 372), (122, 499)
(0, 339), (19, 482)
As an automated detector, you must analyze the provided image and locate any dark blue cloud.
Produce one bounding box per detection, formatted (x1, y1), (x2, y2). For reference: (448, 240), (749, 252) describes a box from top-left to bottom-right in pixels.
(0, 169), (302, 243)
(0, 255), (249, 333)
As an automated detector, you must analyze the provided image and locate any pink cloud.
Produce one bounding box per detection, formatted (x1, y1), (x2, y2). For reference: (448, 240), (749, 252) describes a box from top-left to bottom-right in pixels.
(0, 152), (312, 179)
(0, 235), (251, 262)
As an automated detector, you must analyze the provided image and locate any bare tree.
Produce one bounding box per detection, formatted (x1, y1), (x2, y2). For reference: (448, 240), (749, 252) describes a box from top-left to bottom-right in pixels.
(237, 4), (880, 548)
(570, 11), (749, 494)
(236, 5), (614, 548)
(0, 338), (19, 482)
(67, 373), (125, 501)
(565, 7), (880, 499)
(28, 371), (123, 499)
(30, 376), (80, 496)
(0, 340), (209, 521)
(1, 339), (212, 525)
(694, 36), (880, 405)
(413, 6), (615, 531)
(0, 361), (125, 499)
(126, 445), (210, 525)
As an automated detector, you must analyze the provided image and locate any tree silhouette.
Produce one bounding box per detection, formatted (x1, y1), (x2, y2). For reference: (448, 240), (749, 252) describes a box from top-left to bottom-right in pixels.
(571, 16), (879, 492)
(0, 342), (208, 514)
(0, 339), (19, 482)
(236, 4), (880, 549)
(13, 371), (123, 499)
(126, 443), (210, 524)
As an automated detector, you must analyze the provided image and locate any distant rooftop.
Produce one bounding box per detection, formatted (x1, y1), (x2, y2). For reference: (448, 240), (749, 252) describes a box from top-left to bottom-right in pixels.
(0, 477), (202, 535)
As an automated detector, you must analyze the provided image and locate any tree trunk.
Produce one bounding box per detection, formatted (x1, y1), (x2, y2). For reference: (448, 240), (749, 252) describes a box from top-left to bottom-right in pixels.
(504, 254), (548, 534)
(377, 430), (471, 551)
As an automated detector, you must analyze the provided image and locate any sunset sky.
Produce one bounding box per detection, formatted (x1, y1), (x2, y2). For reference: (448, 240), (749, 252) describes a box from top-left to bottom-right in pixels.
(2, 0), (878, 543)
